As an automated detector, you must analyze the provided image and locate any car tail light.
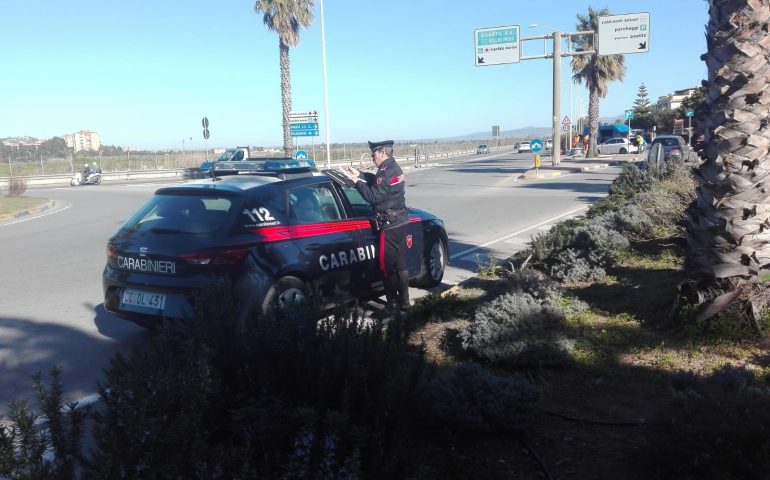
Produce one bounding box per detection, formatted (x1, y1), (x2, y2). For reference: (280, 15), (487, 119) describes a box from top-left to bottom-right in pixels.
(106, 242), (119, 258)
(180, 247), (250, 265)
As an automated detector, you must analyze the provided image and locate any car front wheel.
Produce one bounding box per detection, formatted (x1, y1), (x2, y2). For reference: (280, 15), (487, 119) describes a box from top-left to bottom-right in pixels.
(413, 237), (447, 288)
(619, 148), (627, 154)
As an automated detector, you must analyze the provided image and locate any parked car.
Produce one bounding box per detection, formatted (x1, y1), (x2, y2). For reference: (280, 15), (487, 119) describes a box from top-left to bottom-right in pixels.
(516, 142), (531, 153)
(476, 144), (490, 154)
(597, 137), (638, 155)
(102, 159), (449, 327)
(648, 135), (691, 162)
(545, 139), (553, 151)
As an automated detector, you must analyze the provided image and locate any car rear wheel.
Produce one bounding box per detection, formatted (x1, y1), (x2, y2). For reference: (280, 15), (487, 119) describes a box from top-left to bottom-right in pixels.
(261, 276), (308, 317)
(413, 237), (446, 288)
(619, 148), (627, 154)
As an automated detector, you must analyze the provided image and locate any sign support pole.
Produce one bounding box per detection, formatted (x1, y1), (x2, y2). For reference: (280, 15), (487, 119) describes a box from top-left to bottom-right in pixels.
(552, 32), (561, 167)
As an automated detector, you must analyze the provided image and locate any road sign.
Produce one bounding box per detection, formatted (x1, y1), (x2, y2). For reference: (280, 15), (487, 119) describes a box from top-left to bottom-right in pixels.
(291, 130), (319, 137)
(474, 25), (520, 66)
(598, 12), (650, 56)
(290, 116), (318, 124)
(290, 110), (318, 118)
(561, 116), (571, 125)
(625, 110), (635, 120)
(561, 125), (570, 133)
(289, 122), (319, 131)
(201, 117), (209, 129)
(686, 110), (694, 117)
(295, 150), (308, 160)
(203, 128), (210, 140)
(530, 138), (544, 153)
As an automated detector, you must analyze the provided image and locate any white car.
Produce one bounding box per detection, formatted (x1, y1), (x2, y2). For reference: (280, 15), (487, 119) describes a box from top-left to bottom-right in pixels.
(597, 138), (638, 155)
(517, 142), (531, 153)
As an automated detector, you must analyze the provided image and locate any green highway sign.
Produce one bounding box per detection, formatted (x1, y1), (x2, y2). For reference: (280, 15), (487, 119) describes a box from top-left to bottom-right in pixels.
(474, 25), (520, 66)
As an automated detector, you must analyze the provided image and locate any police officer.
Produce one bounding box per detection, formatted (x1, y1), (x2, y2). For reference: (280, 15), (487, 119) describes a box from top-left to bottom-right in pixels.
(342, 140), (410, 314)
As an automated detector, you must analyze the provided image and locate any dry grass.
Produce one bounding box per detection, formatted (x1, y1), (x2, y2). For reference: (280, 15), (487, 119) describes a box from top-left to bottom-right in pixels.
(0, 196), (48, 216)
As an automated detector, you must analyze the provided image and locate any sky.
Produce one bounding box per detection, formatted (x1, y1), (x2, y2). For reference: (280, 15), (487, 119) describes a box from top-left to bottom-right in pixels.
(0, 1), (709, 150)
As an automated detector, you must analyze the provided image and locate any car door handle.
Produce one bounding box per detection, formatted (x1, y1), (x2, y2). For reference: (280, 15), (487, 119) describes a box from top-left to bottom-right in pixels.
(305, 243), (321, 251)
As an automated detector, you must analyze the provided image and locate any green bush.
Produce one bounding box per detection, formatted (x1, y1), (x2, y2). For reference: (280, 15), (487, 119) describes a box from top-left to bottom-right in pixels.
(608, 163), (654, 198)
(459, 291), (575, 367)
(0, 367), (89, 480)
(88, 283), (428, 479)
(419, 362), (539, 433)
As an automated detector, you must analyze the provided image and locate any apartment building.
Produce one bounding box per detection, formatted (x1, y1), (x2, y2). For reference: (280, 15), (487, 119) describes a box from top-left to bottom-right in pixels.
(654, 88), (698, 112)
(63, 130), (101, 152)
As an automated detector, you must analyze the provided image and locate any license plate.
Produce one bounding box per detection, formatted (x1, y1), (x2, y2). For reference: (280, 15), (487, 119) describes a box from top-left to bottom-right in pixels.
(121, 289), (166, 311)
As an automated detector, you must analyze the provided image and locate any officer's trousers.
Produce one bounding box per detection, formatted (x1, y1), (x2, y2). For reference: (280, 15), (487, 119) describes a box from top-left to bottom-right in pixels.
(379, 223), (409, 309)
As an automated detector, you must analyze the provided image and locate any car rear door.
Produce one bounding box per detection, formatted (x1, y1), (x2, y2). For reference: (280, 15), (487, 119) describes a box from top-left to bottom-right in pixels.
(287, 182), (368, 299)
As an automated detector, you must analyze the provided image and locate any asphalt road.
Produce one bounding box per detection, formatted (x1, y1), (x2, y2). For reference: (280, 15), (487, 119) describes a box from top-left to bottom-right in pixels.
(0, 150), (621, 415)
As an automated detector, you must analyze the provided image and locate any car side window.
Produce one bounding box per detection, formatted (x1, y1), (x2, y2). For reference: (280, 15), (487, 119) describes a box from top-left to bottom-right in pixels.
(289, 184), (343, 223)
(340, 186), (374, 218)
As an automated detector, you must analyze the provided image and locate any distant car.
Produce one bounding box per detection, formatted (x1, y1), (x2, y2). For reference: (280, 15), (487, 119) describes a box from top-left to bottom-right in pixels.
(545, 140), (553, 150)
(648, 135), (691, 162)
(516, 142), (531, 153)
(597, 137), (638, 155)
(102, 159), (449, 327)
(198, 161), (215, 173)
(476, 144), (490, 154)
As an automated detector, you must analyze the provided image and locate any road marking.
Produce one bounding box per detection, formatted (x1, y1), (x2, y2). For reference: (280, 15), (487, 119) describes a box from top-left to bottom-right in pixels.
(449, 205), (588, 260)
(0, 202), (72, 226)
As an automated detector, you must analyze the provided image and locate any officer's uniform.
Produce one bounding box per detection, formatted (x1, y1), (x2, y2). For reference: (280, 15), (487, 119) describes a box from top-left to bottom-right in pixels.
(354, 140), (410, 312)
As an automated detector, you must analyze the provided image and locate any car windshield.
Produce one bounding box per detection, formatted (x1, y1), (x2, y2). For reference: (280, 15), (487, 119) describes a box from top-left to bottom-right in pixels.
(115, 193), (235, 236)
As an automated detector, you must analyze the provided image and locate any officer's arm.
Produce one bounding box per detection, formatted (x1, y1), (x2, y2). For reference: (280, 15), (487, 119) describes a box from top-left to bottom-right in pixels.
(354, 174), (389, 205)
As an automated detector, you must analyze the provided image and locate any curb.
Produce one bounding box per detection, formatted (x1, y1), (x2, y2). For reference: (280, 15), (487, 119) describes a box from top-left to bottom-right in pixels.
(518, 162), (610, 180)
(0, 200), (54, 222)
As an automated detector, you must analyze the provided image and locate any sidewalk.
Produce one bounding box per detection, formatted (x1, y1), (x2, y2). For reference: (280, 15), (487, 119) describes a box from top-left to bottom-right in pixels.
(518, 153), (642, 180)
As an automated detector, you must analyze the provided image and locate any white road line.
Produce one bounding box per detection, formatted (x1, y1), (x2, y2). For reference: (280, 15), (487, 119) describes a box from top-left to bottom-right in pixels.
(449, 205), (588, 260)
(0, 202), (72, 226)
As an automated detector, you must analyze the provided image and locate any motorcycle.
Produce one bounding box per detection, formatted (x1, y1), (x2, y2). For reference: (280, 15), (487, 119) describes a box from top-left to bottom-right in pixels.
(71, 169), (103, 186)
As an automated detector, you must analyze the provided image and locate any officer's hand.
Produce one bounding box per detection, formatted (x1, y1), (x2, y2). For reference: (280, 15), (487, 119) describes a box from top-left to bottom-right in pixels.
(340, 166), (358, 180)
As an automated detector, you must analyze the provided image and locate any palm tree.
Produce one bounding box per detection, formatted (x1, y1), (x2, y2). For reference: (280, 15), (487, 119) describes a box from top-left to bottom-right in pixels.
(254, 0), (314, 156)
(688, 0), (770, 285)
(570, 7), (626, 158)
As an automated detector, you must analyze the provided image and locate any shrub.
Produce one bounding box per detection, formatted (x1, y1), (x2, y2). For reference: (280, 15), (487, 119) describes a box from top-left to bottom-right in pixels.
(530, 218), (583, 262)
(459, 291), (575, 367)
(608, 163), (653, 198)
(7, 176), (27, 197)
(0, 367), (89, 480)
(550, 248), (608, 284)
(419, 362), (539, 433)
(89, 282), (428, 479)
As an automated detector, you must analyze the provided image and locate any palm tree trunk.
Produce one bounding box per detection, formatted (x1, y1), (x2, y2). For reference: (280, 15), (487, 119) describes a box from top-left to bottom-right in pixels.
(279, 41), (293, 157)
(587, 87), (600, 158)
(688, 0), (770, 282)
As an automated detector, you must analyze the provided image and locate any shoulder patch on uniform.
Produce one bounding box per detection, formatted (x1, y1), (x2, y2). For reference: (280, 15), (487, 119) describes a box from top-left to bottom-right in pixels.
(390, 174), (405, 185)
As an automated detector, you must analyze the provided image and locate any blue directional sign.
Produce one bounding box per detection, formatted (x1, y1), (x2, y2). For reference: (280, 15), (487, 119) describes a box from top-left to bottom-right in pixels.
(289, 122), (319, 130)
(291, 130), (319, 137)
(530, 138), (544, 153)
(290, 121), (319, 137)
(625, 110), (635, 120)
(686, 110), (694, 117)
(295, 150), (308, 160)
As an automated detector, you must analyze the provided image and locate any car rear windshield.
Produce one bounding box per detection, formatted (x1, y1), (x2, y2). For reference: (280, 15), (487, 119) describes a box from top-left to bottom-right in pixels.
(655, 138), (680, 147)
(117, 193), (236, 236)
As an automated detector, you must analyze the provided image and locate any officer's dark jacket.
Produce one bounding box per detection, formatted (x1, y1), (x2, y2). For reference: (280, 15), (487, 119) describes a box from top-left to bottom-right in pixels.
(355, 156), (406, 216)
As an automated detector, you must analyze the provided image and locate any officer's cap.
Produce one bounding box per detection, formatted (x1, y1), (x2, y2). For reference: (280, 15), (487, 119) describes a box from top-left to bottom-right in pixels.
(368, 140), (394, 152)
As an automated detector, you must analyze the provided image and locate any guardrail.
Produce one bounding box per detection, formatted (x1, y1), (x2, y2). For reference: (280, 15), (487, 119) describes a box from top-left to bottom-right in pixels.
(2, 146), (512, 190)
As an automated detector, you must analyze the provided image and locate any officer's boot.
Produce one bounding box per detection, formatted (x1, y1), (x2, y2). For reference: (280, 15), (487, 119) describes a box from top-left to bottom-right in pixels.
(381, 275), (399, 317)
(398, 269), (411, 312)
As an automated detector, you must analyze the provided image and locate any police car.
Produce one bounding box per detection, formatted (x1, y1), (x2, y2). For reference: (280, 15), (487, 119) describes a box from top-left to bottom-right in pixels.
(102, 159), (449, 327)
